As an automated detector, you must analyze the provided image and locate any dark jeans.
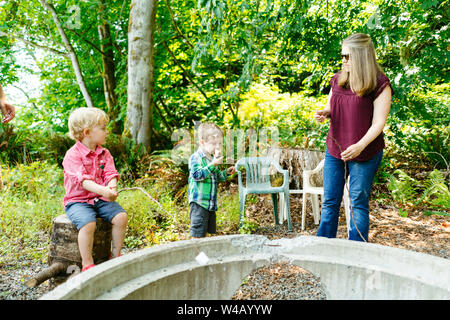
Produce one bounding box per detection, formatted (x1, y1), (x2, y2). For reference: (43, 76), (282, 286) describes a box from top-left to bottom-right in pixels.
(317, 149), (383, 242)
(189, 202), (216, 237)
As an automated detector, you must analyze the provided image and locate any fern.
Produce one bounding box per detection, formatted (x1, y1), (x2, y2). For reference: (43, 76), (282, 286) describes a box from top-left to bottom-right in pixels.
(416, 170), (450, 208)
(388, 169), (450, 210)
(388, 169), (418, 205)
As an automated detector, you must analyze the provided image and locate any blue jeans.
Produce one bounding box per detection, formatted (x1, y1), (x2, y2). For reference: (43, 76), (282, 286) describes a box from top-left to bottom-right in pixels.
(317, 149), (383, 242)
(65, 199), (126, 230)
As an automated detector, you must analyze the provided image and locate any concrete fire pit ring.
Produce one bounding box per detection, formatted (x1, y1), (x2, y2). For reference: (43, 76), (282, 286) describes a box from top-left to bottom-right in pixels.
(40, 235), (450, 300)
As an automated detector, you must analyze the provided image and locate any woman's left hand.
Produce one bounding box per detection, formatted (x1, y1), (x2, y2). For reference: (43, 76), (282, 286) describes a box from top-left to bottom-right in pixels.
(341, 143), (365, 161)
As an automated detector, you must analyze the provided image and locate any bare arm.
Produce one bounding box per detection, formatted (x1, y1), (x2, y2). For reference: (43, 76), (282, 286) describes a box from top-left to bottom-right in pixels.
(341, 86), (392, 161)
(0, 84), (5, 102)
(313, 88), (332, 123)
(82, 179), (118, 201)
(0, 84), (16, 123)
(107, 177), (118, 191)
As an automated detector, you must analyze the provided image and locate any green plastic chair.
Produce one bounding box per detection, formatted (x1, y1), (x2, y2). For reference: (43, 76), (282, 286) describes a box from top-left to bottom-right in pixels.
(235, 157), (292, 231)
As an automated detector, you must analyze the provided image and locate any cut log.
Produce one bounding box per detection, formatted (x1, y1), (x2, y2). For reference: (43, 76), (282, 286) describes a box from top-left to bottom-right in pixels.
(27, 214), (112, 287)
(48, 214), (112, 267)
(25, 262), (65, 288)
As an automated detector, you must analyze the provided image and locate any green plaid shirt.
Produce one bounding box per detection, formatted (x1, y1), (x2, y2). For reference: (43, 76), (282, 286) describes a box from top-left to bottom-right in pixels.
(188, 148), (228, 212)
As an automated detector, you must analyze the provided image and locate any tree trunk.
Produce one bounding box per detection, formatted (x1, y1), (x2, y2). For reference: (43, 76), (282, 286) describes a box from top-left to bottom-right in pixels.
(38, 0), (94, 108)
(98, 0), (121, 133)
(126, 0), (159, 150)
(26, 214), (112, 287)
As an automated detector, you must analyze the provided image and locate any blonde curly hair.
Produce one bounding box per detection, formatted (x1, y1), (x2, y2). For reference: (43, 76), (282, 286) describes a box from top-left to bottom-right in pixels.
(68, 107), (109, 141)
(197, 122), (223, 142)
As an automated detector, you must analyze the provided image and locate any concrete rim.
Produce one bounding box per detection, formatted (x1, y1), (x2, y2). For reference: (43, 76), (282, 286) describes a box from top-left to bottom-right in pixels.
(40, 235), (450, 300)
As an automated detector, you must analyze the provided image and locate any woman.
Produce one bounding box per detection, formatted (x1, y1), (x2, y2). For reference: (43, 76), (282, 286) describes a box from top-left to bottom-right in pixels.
(314, 33), (393, 242)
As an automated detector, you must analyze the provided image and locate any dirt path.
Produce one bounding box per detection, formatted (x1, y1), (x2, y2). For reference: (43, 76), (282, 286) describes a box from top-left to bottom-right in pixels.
(243, 194), (449, 259)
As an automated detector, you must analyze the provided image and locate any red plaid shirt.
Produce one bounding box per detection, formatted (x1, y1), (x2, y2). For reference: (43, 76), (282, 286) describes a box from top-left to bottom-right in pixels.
(62, 141), (119, 207)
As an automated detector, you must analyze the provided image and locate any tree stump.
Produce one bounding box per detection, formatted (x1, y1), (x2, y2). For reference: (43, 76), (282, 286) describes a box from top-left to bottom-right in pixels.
(267, 147), (325, 188)
(27, 214), (112, 287)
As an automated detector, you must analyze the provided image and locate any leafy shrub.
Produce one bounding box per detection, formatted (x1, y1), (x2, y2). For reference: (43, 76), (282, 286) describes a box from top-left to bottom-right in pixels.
(388, 169), (450, 212)
(232, 82), (328, 150)
(417, 170), (450, 208)
(0, 123), (31, 164)
(386, 83), (450, 169)
(105, 134), (146, 183)
(388, 169), (419, 206)
(135, 150), (189, 203)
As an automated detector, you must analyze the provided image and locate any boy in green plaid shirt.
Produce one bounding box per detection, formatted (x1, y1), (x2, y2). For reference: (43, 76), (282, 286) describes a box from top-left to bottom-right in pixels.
(188, 123), (236, 238)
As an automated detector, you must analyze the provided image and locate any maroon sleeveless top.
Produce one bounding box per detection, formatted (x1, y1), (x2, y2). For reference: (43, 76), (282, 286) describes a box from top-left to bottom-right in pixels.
(326, 71), (394, 162)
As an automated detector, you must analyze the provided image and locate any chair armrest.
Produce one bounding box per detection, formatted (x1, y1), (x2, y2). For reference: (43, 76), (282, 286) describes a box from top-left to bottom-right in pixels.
(303, 159), (324, 189)
(282, 169), (289, 188)
(307, 159), (325, 175)
(269, 159), (286, 174)
(236, 168), (244, 188)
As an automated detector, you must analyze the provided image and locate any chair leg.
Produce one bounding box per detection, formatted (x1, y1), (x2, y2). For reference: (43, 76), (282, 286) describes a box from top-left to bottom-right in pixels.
(271, 193), (279, 225)
(316, 194), (323, 224)
(284, 191), (292, 231)
(311, 194), (320, 225)
(239, 192), (246, 228)
(278, 192), (285, 224)
(302, 192), (307, 231)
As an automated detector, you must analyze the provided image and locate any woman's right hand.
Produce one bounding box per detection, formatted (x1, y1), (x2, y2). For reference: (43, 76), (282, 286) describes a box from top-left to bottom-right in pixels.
(313, 109), (331, 123)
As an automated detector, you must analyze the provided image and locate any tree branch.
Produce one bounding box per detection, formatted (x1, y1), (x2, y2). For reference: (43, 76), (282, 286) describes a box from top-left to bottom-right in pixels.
(163, 0), (194, 49)
(38, 0), (94, 108)
(0, 31), (68, 57)
(156, 23), (217, 117)
(154, 100), (173, 134)
(67, 29), (106, 56)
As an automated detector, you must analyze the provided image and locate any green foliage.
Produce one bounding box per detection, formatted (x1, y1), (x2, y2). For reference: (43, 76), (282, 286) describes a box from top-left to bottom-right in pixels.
(386, 83), (449, 168)
(388, 169), (418, 206)
(388, 169), (450, 213)
(239, 218), (260, 235)
(216, 191), (240, 234)
(0, 124), (30, 164)
(118, 185), (183, 247)
(105, 134), (146, 182)
(423, 210), (450, 217)
(417, 170), (450, 208)
(237, 82), (329, 149)
(0, 161), (65, 263)
(0, 123), (74, 166)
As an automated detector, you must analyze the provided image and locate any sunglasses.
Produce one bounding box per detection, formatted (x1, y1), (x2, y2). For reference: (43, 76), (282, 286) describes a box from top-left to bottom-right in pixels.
(341, 53), (350, 61)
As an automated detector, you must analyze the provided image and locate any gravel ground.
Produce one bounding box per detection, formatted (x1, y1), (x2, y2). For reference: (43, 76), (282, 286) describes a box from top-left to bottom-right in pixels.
(0, 247), (138, 300)
(0, 261), (52, 300)
(232, 262), (327, 300)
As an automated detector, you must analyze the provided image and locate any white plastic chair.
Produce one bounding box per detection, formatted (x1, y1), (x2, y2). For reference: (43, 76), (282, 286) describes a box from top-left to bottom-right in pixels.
(301, 159), (351, 231)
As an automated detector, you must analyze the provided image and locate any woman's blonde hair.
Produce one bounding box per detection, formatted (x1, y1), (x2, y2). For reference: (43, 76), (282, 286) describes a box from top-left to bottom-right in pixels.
(338, 33), (383, 97)
(68, 107), (109, 141)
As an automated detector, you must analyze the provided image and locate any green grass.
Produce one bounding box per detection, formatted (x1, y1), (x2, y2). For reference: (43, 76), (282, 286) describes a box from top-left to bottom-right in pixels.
(0, 162), (188, 265)
(216, 189), (240, 234)
(0, 161), (243, 266)
(0, 161), (65, 264)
